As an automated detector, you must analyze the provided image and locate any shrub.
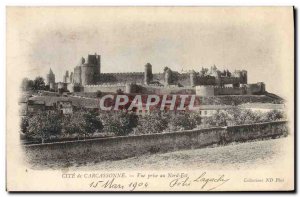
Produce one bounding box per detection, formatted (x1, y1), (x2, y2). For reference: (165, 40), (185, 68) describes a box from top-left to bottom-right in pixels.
(99, 111), (138, 136)
(203, 110), (231, 127)
(202, 108), (286, 128)
(96, 90), (102, 98)
(21, 78), (34, 91)
(20, 116), (29, 134)
(264, 110), (285, 121)
(134, 110), (170, 134)
(168, 112), (197, 131)
(27, 111), (62, 143)
(64, 111), (103, 138)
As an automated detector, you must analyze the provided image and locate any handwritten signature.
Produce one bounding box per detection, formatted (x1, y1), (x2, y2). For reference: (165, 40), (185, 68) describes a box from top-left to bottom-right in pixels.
(169, 172), (230, 191)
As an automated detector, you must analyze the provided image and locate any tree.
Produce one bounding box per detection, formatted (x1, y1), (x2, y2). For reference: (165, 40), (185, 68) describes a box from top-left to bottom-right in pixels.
(264, 110), (285, 121)
(168, 112), (196, 131)
(21, 78), (34, 91)
(20, 116), (29, 134)
(45, 85), (50, 91)
(96, 90), (102, 98)
(203, 110), (231, 127)
(200, 67), (209, 76)
(100, 111), (138, 136)
(64, 111), (103, 139)
(27, 111), (62, 143)
(33, 76), (45, 90)
(190, 111), (202, 126)
(83, 111), (104, 134)
(134, 110), (169, 135)
(63, 112), (85, 138)
(116, 89), (124, 94)
(202, 108), (285, 128)
(163, 67), (170, 73)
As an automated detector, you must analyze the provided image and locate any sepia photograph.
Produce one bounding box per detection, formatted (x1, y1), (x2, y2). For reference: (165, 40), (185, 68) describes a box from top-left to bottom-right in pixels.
(6, 6), (294, 191)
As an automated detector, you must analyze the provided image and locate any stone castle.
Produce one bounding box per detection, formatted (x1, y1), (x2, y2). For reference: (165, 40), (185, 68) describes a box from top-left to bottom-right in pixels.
(46, 53), (266, 96)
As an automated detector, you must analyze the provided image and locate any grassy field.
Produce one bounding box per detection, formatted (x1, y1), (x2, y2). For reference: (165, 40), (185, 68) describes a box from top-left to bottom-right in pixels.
(65, 137), (289, 171)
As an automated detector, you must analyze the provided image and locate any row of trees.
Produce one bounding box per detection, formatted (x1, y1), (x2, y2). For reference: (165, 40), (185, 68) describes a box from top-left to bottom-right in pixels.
(21, 77), (46, 91)
(202, 108), (285, 128)
(22, 111), (103, 143)
(21, 108), (285, 143)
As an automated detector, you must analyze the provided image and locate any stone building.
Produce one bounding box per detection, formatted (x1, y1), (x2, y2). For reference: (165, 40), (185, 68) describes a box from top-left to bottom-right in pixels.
(57, 101), (73, 115)
(46, 68), (55, 90)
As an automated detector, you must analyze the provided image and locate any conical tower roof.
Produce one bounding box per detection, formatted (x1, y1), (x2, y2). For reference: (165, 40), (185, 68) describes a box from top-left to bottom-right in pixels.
(49, 68), (54, 75)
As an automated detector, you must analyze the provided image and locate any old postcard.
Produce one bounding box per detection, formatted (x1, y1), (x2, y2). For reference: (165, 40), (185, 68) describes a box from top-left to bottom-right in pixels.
(6, 7), (294, 191)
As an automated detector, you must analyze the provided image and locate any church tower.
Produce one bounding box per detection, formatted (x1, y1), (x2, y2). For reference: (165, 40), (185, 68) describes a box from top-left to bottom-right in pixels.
(46, 68), (55, 90)
(46, 68), (55, 85)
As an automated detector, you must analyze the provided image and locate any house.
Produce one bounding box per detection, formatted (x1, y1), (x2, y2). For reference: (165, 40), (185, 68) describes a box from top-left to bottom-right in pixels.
(18, 97), (28, 116)
(27, 100), (46, 114)
(198, 105), (234, 117)
(57, 101), (73, 115)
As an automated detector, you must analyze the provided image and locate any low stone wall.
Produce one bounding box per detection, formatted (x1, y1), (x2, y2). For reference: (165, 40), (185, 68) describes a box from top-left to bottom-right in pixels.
(225, 121), (288, 142)
(23, 121), (288, 166)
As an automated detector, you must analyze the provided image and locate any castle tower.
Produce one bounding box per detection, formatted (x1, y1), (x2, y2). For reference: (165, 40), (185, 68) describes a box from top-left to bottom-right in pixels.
(233, 70), (247, 84)
(190, 70), (196, 87)
(240, 70), (247, 84)
(70, 72), (73, 83)
(96, 54), (101, 75)
(87, 53), (101, 76)
(63, 71), (70, 83)
(164, 68), (172, 86)
(80, 53), (101, 86)
(144, 63), (153, 85)
(46, 68), (55, 90)
(73, 66), (82, 84)
(46, 68), (55, 86)
(215, 70), (222, 87)
(81, 64), (94, 85)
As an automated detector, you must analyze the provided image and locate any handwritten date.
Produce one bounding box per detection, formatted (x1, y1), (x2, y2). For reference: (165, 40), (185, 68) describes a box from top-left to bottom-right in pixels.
(89, 178), (148, 191)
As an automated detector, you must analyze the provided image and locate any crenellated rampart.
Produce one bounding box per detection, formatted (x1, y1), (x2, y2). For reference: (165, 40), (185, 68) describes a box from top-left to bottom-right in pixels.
(83, 84), (127, 93)
(196, 85), (247, 96)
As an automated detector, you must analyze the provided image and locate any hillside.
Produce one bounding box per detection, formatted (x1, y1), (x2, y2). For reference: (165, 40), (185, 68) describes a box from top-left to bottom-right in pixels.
(200, 93), (284, 105)
(26, 91), (284, 109)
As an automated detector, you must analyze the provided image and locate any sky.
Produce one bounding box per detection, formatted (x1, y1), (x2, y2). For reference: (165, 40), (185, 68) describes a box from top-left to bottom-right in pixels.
(7, 7), (294, 97)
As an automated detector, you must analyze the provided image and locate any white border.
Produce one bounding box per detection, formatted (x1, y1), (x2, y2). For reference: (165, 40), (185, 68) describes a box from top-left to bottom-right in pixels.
(1, 0), (298, 196)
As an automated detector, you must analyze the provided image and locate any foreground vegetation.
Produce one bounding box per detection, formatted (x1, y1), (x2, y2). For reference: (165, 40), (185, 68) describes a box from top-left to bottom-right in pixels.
(21, 108), (285, 144)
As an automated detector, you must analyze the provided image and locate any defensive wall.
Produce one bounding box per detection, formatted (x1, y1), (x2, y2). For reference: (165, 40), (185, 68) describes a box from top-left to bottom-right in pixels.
(54, 53), (252, 94)
(83, 84), (127, 93)
(24, 121), (288, 166)
(196, 86), (245, 96)
(81, 83), (196, 94)
(79, 83), (262, 95)
(215, 86), (246, 95)
(98, 72), (145, 84)
(245, 83), (266, 95)
(137, 85), (195, 95)
(196, 83), (265, 96)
